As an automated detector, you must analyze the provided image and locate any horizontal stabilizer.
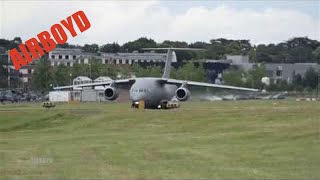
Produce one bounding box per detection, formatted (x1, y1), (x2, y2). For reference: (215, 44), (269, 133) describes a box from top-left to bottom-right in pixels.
(142, 48), (204, 51)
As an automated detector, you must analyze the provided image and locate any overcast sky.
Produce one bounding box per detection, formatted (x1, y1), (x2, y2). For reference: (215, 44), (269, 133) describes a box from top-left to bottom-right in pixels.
(0, 0), (319, 45)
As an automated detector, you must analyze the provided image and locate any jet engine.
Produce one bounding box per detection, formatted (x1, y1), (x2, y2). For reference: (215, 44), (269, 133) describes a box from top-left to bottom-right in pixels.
(104, 87), (119, 101)
(175, 87), (190, 101)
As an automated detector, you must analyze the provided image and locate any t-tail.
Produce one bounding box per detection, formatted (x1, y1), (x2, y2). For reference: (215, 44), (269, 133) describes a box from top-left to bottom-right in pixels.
(142, 48), (204, 79)
(162, 49), (176, 78)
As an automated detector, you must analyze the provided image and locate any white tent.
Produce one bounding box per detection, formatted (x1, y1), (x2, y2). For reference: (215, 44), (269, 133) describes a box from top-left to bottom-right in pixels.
(73, 76), (92, 90)
(94, 76), (113, 90)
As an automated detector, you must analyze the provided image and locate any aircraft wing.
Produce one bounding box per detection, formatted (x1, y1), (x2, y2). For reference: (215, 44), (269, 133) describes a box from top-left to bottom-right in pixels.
(53, 78), (135, 90)
(162, 78), (259, 92)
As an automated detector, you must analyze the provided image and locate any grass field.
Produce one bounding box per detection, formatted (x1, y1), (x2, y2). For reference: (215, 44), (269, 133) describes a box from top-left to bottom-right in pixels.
(0, 100), (319, 179)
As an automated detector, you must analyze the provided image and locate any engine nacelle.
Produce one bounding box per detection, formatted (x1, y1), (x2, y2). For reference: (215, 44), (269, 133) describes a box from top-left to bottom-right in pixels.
(104, 87), (119, 101)
(175, 87), (190, 101)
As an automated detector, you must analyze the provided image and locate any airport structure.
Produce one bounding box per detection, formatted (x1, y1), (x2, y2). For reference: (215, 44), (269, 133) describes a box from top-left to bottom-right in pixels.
(48, 48), (168, 67)
(226, 55), (320, 84)
(50, 76), (113, 102)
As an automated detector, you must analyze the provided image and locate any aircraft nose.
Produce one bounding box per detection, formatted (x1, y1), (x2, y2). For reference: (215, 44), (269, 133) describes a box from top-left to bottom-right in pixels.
(130, 92), (144, 102)
(131, 91), (152, 102)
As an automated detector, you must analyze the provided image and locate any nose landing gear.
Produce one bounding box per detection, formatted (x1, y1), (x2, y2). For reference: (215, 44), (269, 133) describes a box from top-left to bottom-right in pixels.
(131, 101), (145, 109)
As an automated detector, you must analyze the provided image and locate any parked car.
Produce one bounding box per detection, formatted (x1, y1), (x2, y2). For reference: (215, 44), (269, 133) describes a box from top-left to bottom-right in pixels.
(0, 91), (17, 103)
(0, 91), (6, 102)
(4, 91), (19, 103)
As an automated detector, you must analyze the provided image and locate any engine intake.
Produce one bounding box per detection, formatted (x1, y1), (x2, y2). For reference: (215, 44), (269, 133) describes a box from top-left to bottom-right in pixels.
(104, 87), (119, 101)
(175, 87), (190, 101)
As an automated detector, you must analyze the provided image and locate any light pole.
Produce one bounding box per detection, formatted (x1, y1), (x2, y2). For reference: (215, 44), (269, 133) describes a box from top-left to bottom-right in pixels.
(0, 51), (10, 89)
(7, 50), (10, 89)
(89, 63), (91, 78)
(317, 71), (319, 100)
(69, 73), (72, 85)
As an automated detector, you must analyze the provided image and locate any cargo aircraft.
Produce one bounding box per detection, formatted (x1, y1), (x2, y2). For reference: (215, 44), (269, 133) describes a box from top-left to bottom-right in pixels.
(54, 48), (258, 109)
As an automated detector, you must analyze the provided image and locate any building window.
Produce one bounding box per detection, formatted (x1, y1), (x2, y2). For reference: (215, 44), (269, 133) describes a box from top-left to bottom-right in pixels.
(67, 62), (70, 66)
(65, 55), (69, 59)
(113, 59), (116, 64)
(58, 55), (62, 59)
(51, 55), (55, 59)
(28, 69), (32, 74)
(276, 70), (282, 76)
(73, 55), (76, 59)
(126, 59), (129, 64)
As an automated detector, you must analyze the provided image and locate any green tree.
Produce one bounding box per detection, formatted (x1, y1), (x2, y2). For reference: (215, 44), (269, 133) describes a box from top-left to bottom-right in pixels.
(303, 67), (318, 89)
(82, 44), (99, 53)
(0, 66), (8, 88)
(222, 69), (246, 87)
(57, 43), (81, 49)
(288, 46), (314, 63)
(52, 64), (70, 86)
(312, 46), (320, 63)
(32, 58), (53, 92)
(71, 63), (88, 78)
(122, 37), (157, 52)
(131, 64), (162, 77)
(172, 61), (206, 82)
(99, 64), (119, 78)
(159, 40), (193, 60)
(292, 73), (304, 91)
(246, 65), (267, 89)
(100, 42), (121, 53)
(89, 59), (102, 79)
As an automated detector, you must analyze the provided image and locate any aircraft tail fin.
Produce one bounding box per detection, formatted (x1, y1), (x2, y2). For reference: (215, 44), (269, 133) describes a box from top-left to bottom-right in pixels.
(162, 49), (175, 78)
(141, 48), (204, 79)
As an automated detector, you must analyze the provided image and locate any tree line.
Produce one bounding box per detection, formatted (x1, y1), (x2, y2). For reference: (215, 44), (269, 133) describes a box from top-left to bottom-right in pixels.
(78, 37), (320, 63)
(2, 36), (318, 63)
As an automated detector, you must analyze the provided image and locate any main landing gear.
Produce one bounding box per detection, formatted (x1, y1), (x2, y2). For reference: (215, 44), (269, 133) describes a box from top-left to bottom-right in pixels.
(159, 101), (180, 109)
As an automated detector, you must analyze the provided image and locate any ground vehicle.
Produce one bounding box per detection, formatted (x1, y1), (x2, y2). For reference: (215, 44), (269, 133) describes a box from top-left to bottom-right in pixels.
(0, 91), (18, 103)
(0, 91), (6, 102)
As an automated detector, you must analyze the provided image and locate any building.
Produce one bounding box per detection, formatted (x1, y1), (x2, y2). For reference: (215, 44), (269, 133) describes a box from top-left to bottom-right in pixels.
(51, 76), (109, 102)
(226, 55), (250, 64)
(224, 55), (320, 84)
(264, 63), (320, 84)
(1, 52), (37, 88)
(100, 52), (169, 64)
(49, 48), (83, 66)
(48, 48), (168, 67)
